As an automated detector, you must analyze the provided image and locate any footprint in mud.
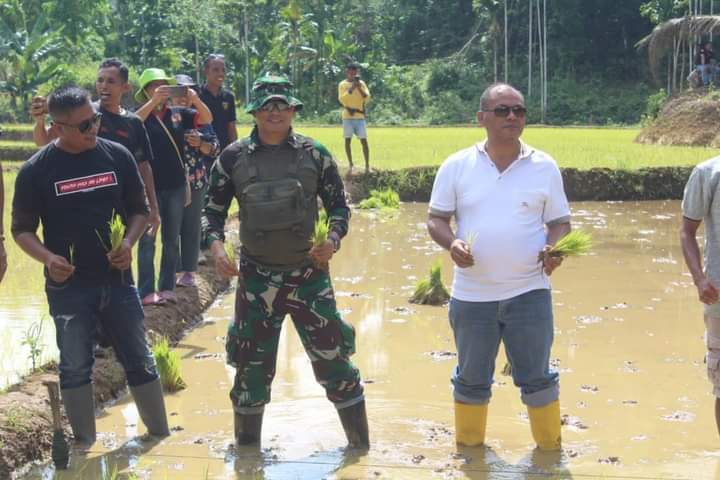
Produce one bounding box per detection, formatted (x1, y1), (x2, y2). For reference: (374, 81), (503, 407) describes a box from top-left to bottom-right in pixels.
(425, 350), (457, 361)
(580, 384), (599, 394)
(661, 411), (696, 422)
(622, 360), (639, 373)
(561, 414), (588, 430)
(598, 456), (621, 465)
(412, 454), (425, 464)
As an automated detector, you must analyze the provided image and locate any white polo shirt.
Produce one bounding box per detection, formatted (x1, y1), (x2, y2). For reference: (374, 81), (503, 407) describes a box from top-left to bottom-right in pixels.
(429, 141), (571, 302)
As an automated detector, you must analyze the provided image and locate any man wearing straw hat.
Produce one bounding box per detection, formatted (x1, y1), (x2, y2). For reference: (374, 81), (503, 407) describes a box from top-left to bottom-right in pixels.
(202, 74), (369, 448)
(427, 82), (571, 451)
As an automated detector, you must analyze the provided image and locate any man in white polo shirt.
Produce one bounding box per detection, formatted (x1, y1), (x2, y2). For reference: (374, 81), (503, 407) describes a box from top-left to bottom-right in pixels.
(427, 82), (571, 450)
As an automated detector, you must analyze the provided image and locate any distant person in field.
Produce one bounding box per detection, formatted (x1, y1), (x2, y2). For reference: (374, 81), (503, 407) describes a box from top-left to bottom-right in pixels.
(338, 62), (371, 174)
(199, 53), (238, 153)
(30, 58), (161, 238)
(680, 157), (720, 438)
(695, 42), (716, 87)
(12, 86), (170, 446)
(427, 82), (571, 450)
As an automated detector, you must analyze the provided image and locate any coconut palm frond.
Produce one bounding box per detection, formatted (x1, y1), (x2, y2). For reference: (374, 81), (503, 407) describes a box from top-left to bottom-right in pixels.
(636, 16), (720, 78)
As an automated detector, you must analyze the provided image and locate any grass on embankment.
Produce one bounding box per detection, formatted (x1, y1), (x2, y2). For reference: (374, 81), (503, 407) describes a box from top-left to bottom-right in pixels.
(2, 125), (719, 169)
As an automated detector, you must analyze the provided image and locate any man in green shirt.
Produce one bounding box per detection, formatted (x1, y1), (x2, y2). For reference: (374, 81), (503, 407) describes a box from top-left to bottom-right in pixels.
(202, 74), (369, 448)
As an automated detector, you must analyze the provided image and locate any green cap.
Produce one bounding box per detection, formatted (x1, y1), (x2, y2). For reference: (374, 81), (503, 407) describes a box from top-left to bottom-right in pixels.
(245, 73), (303, 113)
(134, 68), (176, 103)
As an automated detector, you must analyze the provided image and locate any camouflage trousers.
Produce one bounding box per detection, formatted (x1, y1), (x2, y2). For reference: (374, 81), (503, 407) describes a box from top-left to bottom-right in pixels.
(227, 257), (364, 413)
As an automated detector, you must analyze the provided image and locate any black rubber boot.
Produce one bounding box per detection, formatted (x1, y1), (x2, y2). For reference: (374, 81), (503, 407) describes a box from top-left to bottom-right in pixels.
(130, 378), (170, 437)
(234, 412), (263, 445)
(61, 383), (97, 446)
(338, 400), (370, 449)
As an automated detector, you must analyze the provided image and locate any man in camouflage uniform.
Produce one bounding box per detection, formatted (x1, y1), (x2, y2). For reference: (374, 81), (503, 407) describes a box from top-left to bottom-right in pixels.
(202, 74), (369, 448)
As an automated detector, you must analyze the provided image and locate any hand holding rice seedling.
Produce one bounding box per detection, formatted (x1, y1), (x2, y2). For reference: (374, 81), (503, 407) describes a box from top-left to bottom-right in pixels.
(464, 231), (478, 254)
(310, 210), (330, 271)
(538, 230), (592, 263)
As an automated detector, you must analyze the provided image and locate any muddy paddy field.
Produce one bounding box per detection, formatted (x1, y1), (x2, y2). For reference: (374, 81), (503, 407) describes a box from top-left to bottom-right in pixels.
(10, 201), (720, 479)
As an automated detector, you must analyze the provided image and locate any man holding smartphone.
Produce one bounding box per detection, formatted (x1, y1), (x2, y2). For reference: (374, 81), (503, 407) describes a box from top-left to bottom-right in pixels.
(338, 62), (371, 174)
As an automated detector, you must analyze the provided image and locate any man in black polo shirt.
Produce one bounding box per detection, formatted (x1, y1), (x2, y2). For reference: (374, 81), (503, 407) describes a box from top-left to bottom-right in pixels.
(31, 58), (161, 237)
(199, 53), (237, 152)
(12, 86), (169, 446)
(0, 128), (5, 283)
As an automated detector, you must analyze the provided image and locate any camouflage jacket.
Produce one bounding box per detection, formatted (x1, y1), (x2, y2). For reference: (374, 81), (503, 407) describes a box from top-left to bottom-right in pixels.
(201, 126), (350, 250)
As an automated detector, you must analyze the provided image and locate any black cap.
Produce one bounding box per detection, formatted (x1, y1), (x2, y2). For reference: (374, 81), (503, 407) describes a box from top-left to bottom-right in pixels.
(175, 74), (197, 86)
(346, 61), (361, 70)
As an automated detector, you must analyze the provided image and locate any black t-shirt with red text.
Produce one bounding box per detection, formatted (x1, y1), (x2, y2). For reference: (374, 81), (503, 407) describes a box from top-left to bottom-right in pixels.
(93, 101), (153, 165)
(11, 138), (148, 287)
(142, 106), (198, 190)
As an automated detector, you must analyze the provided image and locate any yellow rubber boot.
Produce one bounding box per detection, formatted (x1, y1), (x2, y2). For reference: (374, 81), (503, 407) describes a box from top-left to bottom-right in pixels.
(454, 402), (488, 446)
(527, 400), (562, 450)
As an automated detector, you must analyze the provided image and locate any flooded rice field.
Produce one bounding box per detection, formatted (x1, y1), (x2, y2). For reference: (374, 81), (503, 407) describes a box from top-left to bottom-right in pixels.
(15, 201), (720, 479)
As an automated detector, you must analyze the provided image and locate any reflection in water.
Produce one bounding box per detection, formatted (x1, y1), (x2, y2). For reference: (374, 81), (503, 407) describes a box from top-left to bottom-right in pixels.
(17, 201), (720, 479)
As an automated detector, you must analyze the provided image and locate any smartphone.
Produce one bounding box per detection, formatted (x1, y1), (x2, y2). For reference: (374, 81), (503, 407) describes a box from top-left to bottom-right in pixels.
(166, 85), (188, 97)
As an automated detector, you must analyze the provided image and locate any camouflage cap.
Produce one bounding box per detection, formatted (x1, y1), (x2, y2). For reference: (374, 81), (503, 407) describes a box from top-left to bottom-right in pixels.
(245, 73), (303, 113)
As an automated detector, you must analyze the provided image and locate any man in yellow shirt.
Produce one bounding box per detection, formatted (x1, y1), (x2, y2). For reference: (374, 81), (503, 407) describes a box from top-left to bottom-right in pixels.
(338, 62), (371, 173)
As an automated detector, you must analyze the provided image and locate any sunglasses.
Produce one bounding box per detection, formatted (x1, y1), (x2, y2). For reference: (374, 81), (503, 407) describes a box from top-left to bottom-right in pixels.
(483, 105), (527, 118)
(53, 112), (103, 133)
(259, 101), (291, 113)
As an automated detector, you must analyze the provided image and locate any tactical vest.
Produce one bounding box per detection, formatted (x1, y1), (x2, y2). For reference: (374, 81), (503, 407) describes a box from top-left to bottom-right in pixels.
(230, 138), (320, 269)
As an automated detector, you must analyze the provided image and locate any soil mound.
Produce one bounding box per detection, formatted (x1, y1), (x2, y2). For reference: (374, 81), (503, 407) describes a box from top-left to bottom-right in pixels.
(636, 92), (720, 146)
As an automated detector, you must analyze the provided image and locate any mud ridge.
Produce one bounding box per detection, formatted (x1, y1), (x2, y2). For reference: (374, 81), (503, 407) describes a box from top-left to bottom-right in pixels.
(345, 166), (695, 202)
(0, 252), (230, 478)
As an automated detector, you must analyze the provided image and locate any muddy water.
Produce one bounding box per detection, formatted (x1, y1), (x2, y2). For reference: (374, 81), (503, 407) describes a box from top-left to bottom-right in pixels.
(22, 201), (720, 479)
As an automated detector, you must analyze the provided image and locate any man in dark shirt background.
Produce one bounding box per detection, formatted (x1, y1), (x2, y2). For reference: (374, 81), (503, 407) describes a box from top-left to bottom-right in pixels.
(30, 58), (161, 237)
(12, 86), (169, 446)
(199, 53), (237, 153)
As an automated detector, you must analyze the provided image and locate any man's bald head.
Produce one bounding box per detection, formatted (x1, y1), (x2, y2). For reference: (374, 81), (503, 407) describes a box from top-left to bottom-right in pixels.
(479, 83), (524, 111)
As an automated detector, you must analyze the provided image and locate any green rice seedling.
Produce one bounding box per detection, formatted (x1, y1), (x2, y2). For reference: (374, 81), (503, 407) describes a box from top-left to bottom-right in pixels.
(464, 231), (478, 253)
(68, 244), (75, 265)
(410, 260), (450, 305)
(152, 337), (186, 392)
(224, 239), (237, 265)
(539, 230), (593, 262)
(311, 210), (329, 247)
(358, 188), (400, 210)
(108, 212), (125, 252)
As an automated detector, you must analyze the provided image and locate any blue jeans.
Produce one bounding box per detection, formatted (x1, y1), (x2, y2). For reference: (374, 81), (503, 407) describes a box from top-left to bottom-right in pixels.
(448, 289), (559, 407)
(138, 185), (186, 297)
(46, 283), (158, 389)
(698, 64), (715, 86)
(178, 186), (206, 273)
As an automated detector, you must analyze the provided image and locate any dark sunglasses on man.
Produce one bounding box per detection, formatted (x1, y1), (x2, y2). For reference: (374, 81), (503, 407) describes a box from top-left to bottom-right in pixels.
(483, 105), (527, 118)
(258, 101), (292, 113)
(52, 112), (103, 134)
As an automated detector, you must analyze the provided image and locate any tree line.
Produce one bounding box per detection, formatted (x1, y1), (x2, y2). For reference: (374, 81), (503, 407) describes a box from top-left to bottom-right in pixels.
(0, 0), (703, 125)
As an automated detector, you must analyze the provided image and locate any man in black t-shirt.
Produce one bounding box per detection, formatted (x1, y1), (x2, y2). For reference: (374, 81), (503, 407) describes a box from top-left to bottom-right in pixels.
(12, 87), (170, 446)
(0, 128), (5, 283)
(199, 53), (237, 152)
(134, 68), (213, 305)
(31, 58), (161, 237)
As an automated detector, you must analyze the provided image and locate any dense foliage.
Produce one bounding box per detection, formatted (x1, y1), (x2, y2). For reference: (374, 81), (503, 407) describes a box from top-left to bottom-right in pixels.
(0, 0), (701, 125)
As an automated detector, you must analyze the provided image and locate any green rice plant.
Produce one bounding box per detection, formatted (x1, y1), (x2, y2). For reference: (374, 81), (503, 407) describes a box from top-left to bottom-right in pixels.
(539, 230), (593, 262)
(68, 244), (75, 265)
(108, 212), (126, 251)
(224, 239), (236, 264)
(311, 210), (329, 247)
(410, 260), (450, 305)
(358, 188), (400, 210)
(21, 315), (45, 372)
(464, 231), (478, 253)
(152, 337), (186, 392)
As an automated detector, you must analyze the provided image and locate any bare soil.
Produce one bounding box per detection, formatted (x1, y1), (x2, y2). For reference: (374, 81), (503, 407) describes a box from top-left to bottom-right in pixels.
(636, 92), (720, 146)
(0, 256), (229, 478)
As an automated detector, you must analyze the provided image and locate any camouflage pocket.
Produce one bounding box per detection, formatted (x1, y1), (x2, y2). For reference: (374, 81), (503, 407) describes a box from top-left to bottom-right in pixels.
(225, 323), (241, 368)
(338, 318), (356, 357)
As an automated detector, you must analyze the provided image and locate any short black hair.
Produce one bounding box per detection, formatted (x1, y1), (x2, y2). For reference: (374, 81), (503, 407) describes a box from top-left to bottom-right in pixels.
(346, 61), (360, 70)
(204, 53), (225, 68)
(98, 57), (129, 83)
(48, 86), (91, 118)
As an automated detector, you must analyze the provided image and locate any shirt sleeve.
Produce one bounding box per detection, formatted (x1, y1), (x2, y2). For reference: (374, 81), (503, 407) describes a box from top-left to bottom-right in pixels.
(133, 118), (154, 164)
(201, 147), (237, 246)
(338, 82), (350, 106)
(119, 146), (150, 218)
(11, 162), (41, 237)
(429, 158), (457, 217)
(683, 166), (711, 221)
(199, 124), (220, 159)
(361, 81), (371, 104)
(543, 163), (571, 224)
(181, 107), (200, 129)
(314, 141), (350, 239)
(227, 92), (237, 122)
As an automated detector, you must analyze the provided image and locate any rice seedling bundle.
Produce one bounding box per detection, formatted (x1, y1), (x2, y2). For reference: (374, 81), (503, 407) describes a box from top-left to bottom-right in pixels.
(152, 337), (186, 392)
(108, 213), (125, 251)
(358, 188), (400, 210)
(539, 230), (592, 262)
(311, 210), (329, 247)
(224, 240), (236, 265)
(410, 260), (450, 305)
